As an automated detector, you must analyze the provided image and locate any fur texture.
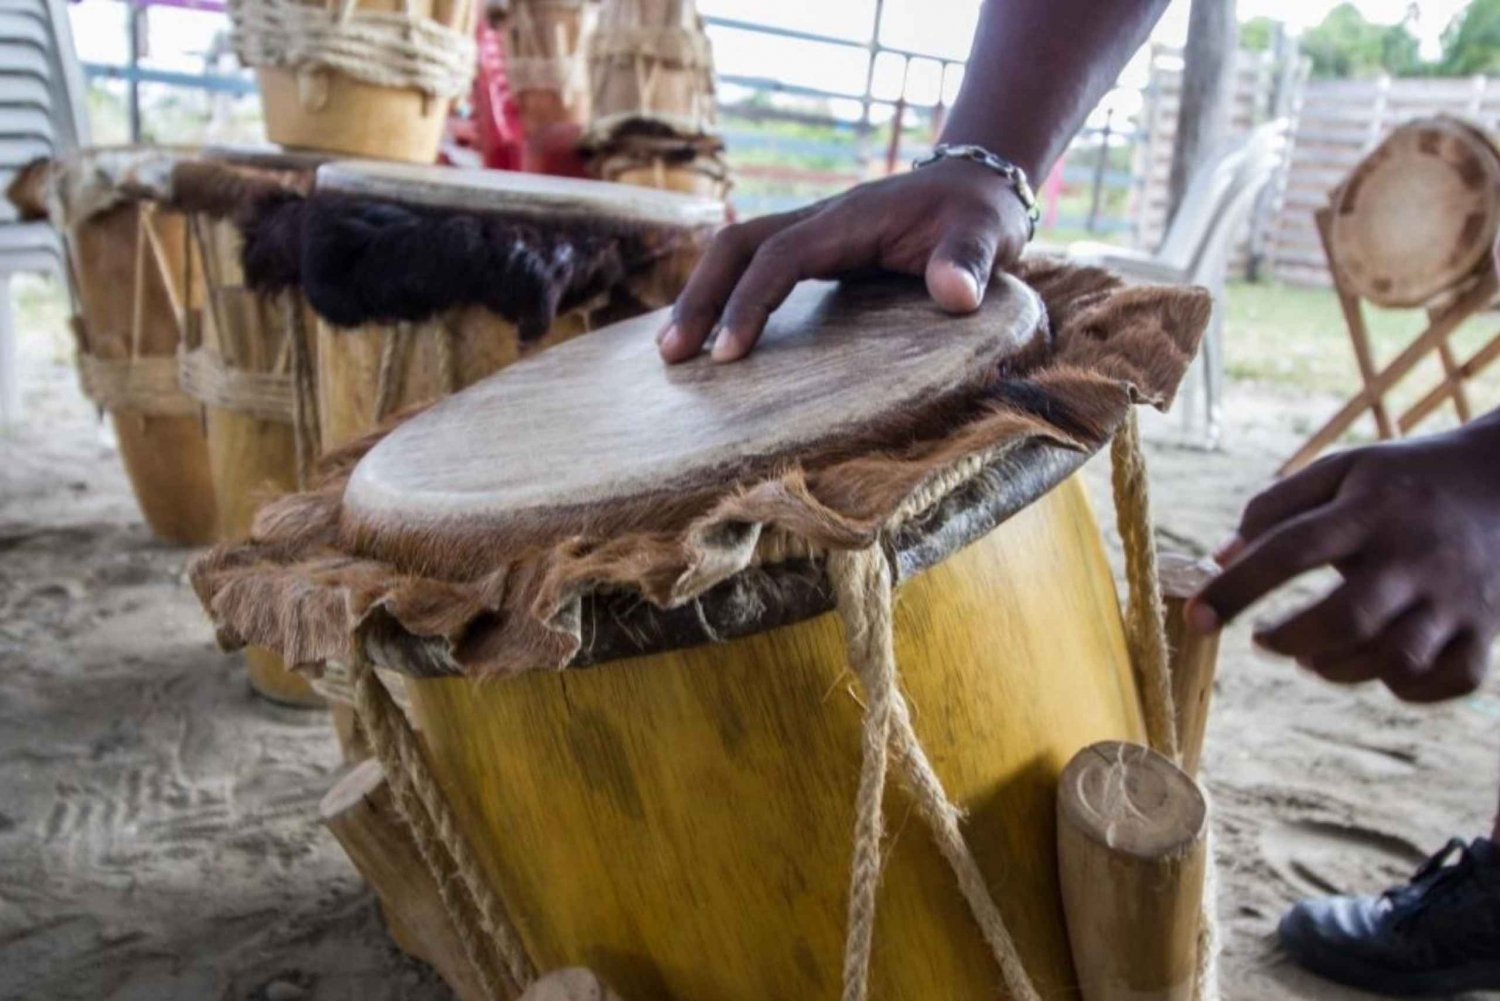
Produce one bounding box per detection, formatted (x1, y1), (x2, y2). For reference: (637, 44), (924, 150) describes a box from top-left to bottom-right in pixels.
(241, 193), (709, 340)
(189, 259), (1212, 680)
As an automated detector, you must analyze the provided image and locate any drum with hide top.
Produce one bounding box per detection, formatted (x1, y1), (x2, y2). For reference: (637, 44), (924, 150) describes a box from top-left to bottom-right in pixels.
(583, 0), (728, 197)
(228, 0), (479, 163)
(301, 160), (724, 449)
(172, 147), (328, 707)
(192, 262), (1212, 1000)
(39, 147), (218, 546)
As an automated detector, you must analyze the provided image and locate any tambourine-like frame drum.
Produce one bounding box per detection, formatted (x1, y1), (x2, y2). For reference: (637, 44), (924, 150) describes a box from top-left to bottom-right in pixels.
(1330, 115), (1500, 309)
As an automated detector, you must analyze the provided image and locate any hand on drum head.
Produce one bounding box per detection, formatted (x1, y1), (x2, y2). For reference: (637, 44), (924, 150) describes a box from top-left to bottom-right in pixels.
(1187, 416), (1500, 704)
(658, 158), (1033, 363)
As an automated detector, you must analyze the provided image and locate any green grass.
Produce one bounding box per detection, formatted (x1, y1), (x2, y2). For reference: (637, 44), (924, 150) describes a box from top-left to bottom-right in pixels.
(1223, 281), (1500, 434)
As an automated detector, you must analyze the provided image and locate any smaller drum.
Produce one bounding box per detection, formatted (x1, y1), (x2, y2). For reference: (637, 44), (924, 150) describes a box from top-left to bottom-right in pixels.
(33, 147), (218, 546)
(294, 160), (724, 448)
(192, 261), (1212, 1001)
(171, 147), (327, 707)
(583, 0), (729, 197)
(1331, 115), (1500, 308)
(228, 0), (479, 163)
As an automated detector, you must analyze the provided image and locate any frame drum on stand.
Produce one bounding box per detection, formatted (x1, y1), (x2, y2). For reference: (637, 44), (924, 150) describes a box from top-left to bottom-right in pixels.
(228, 0), (479, 162)
(172, 147), (328, 707)
(298, 160), (723, 450)
(193, 262), (1214, 1000)
(34, 147), (218, 546)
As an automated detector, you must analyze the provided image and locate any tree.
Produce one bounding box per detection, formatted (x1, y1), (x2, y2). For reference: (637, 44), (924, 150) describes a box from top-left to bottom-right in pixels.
(1439, 0), (1500, 75)
(1300, 3), (1421, 79)
(1240, 16), (1277, 53)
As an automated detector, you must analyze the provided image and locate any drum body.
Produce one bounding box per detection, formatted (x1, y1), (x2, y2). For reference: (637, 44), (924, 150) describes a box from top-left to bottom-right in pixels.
(59, 155), (217, 546)
(506, 0), (591, 134)
(182, 157), (323, 706)
(243, 0), (475, 163)
(407, 474), (1143, 1000)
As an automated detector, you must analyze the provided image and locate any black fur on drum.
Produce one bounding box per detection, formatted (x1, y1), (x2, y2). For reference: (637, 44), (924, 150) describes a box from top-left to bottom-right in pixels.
(244, 193), (689, 340)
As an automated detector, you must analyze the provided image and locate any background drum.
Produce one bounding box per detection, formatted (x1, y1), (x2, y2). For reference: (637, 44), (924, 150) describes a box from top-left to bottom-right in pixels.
(172, 147), (327, 706)
(1329, 115), (1500, 309)
(505, 0), (593, 137)
(193, 263), (1213, 1000)
(297, 160), (724, 449)
(583, 0), (729, 197)
(23, 147), (218, 546)
(228, 0), (479, 162)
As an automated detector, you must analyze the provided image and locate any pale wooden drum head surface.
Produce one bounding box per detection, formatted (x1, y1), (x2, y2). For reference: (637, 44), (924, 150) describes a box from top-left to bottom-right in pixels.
(343, 275), (1046, 557)
(313, 160), (725, 227)
(1331, 116), (1500, 308)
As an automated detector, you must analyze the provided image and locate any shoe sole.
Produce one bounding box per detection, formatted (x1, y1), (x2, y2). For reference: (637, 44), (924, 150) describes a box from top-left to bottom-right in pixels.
(1282, 927), (1500, 996)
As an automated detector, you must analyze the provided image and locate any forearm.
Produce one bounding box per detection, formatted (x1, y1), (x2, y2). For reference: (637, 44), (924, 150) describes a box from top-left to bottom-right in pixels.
(940, 0), (1169, 179)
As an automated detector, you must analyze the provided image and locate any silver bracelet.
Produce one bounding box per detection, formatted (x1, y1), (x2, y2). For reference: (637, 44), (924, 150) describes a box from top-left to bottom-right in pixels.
(912, 143), (1041, 240)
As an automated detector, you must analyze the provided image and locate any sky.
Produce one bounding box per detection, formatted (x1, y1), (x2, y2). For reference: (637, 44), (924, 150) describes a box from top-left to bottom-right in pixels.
(70, 0), (1478, 121)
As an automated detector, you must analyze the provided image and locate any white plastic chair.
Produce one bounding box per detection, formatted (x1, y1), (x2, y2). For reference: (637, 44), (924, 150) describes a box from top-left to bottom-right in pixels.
(0, 0), (88, 431)
(1044, 119), (1290, 445)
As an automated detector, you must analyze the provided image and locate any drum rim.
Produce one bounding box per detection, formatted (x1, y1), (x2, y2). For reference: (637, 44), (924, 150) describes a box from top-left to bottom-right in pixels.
(362, 437), (1091, 678)
(313, 160), (726, 227)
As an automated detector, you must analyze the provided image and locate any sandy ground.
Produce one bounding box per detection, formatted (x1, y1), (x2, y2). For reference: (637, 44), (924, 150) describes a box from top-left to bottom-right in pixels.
(3, 279), (1499, 1001)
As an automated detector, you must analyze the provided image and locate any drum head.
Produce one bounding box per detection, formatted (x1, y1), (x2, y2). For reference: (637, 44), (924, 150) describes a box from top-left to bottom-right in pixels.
(342, 275), (1046, 561)
(1331, 117), (1500, 308)
(314, 160), (725, 227)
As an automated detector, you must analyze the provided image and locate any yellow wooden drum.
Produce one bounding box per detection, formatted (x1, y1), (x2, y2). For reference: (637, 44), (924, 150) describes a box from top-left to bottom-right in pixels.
(193, 262), (1211, 1000)
(298, 160), (724, 449)
(170, 147), (329, 706)
(228, 0), (479, 162)
(583, 0), (729, 197)
(40, 147), (218, 546)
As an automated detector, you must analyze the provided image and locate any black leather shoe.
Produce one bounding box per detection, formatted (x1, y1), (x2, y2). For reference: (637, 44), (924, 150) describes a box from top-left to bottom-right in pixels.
(1279, 838), (1500, 996)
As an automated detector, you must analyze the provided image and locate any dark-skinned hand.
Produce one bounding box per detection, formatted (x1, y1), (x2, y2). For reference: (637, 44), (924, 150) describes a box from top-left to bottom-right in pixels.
(658, 158), (1033, 363)
(1187, 416), (1500, 704)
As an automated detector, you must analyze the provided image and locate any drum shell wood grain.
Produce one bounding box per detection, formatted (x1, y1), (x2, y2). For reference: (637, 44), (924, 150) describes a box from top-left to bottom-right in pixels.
(314, 308), (592, 451)
(193, 211), (322, 706)
(1330, 116), (1500, 308)
(404, 474), (1146, 1001)
(253, 0), (474, 163)
(69, 202), (217, 546)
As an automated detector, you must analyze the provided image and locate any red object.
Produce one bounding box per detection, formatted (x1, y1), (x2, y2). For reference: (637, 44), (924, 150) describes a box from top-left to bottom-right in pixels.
(470, 19), (525, 171)
(522, 122), (590, 177)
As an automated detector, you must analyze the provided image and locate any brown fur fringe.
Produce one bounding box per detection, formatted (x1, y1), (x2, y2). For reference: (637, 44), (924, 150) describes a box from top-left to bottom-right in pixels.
(190, 259), (1211, 679)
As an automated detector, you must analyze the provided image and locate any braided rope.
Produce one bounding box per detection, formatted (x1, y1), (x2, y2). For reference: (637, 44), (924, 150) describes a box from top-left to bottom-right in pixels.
(229, 0), (476, 100)
(1110, 411), (1179, 761)
(351, 647), (536, 994)
(77, 353), (199, 417)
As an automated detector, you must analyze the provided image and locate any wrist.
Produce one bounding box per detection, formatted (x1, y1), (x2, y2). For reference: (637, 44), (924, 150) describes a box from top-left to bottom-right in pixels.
(915, 146), (1040, 238)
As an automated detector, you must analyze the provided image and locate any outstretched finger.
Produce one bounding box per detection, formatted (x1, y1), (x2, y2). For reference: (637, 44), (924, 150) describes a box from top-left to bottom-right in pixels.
(1191, 501), (1369, 631)
(1216, 451), (1358, 560)
(660, 211), (804, 363)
